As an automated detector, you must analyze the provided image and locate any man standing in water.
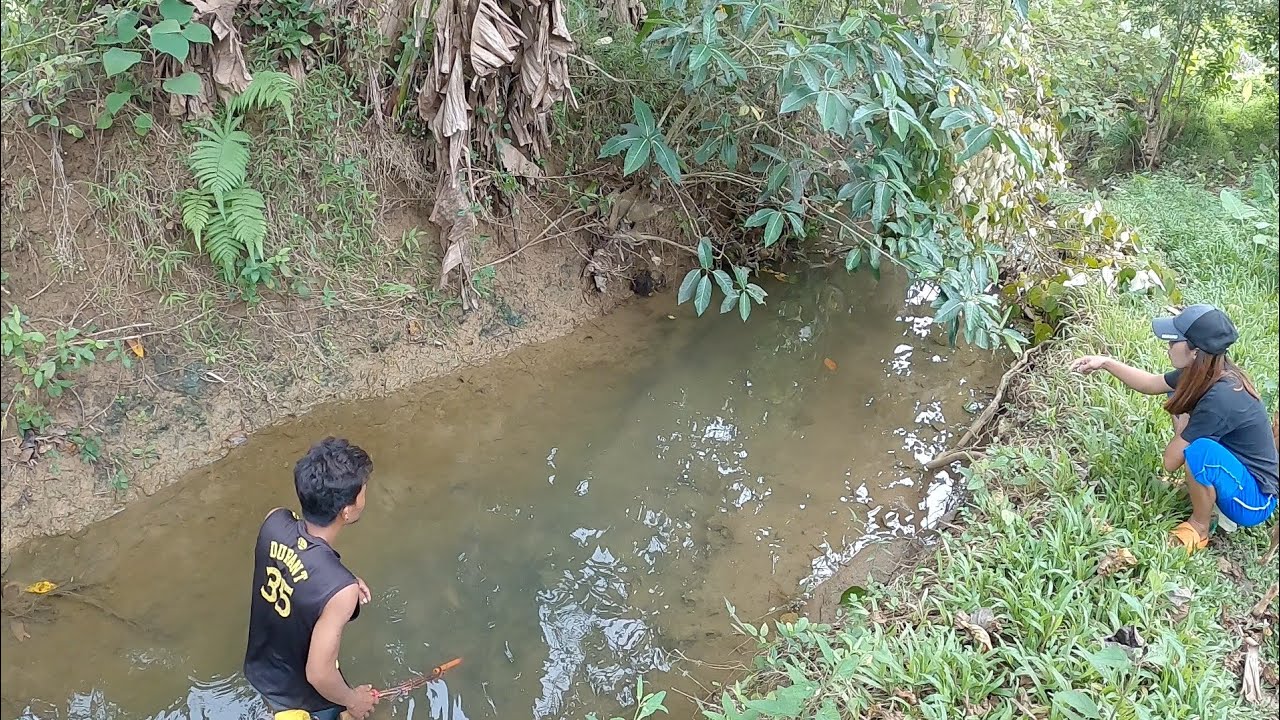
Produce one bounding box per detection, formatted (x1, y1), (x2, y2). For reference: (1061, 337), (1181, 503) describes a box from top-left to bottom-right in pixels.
(244, 437), (380, 720)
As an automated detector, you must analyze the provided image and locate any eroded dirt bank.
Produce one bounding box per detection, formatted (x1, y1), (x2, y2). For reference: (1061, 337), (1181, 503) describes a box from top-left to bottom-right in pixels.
(1, 125), (680, 565)
(0, 242), (650, 564)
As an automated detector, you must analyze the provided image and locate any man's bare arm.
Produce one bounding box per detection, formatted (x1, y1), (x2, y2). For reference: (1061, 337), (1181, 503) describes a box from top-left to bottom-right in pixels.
(305, 584), (362, 708)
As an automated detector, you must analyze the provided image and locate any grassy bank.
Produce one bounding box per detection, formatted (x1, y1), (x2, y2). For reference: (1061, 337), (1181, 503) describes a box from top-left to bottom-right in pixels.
(671, 165), (1279, 718)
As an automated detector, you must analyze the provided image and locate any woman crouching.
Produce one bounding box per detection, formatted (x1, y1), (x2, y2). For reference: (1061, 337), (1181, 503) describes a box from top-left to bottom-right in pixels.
(1071, 304), (1278, 552)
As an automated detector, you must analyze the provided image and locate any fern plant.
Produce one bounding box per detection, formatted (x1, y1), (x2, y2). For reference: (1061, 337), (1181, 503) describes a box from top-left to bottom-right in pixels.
(227, 71), (297, 122)
(177, 72), (296, 285)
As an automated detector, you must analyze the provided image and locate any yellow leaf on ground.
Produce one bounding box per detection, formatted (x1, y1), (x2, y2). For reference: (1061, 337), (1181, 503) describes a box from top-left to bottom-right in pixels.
(1097, 547), (1137, 576)
(126, 338), (144, 357)
(24, 580), (58, 594)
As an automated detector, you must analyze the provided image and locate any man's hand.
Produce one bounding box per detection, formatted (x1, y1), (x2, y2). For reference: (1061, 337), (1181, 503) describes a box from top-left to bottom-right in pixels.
(1070, 355), (1109, 374)
(355, 577), (371, 605)
(345, 685), (379, 720)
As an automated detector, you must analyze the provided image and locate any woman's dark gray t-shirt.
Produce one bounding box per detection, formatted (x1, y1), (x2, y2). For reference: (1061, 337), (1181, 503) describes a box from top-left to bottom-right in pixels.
(1165, 369), (1279, 497)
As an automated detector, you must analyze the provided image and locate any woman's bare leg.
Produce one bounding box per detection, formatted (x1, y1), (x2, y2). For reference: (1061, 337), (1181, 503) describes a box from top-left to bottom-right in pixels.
(1183, 465), (1217, 538)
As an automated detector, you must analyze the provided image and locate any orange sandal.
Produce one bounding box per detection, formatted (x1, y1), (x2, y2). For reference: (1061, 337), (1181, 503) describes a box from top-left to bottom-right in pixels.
(1170, 521), (1209, 553)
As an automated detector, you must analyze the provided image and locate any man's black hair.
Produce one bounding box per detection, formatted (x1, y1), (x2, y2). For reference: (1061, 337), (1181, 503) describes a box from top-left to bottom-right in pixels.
(294, 437), (372, 526)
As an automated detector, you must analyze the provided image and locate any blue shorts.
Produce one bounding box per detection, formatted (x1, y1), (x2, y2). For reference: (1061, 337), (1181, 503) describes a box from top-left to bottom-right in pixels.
(1185, 438), (1278, 527)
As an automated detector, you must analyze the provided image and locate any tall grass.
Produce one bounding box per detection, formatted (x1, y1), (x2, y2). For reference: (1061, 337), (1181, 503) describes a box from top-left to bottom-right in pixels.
(1166, 84), (1280, 178)
(692, 167), (1279, 719)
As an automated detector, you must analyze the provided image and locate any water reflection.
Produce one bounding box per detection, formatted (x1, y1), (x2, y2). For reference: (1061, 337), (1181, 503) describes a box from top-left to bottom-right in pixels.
(533, 544), (667, 720)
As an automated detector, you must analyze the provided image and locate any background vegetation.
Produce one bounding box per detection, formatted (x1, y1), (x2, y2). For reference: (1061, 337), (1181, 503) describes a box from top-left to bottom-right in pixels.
(1, 0), (1277, 714)
(653, 160), (1278, 720)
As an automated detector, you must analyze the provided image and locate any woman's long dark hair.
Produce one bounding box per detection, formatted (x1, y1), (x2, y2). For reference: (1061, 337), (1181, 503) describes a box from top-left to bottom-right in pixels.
(1165, 351), (1259, 415)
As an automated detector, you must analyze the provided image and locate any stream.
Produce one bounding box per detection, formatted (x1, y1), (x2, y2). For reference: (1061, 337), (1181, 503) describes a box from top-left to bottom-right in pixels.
(0, 267), (1002, 720)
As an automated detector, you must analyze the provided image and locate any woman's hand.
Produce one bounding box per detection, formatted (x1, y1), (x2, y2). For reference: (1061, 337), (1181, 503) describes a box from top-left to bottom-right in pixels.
(1070, 355), (1110, 374)
(1172, 413), (1190, 434)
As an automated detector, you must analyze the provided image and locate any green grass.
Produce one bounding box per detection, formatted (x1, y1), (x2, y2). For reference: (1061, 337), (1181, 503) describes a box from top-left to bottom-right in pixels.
(677, 168), (1279, 719)
(1106, 169), (1279, 406)
(1166, 84), (1280, 178)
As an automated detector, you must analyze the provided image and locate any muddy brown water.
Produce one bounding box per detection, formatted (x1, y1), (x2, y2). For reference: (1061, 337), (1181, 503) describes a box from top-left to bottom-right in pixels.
(1, 267), (1003, 720)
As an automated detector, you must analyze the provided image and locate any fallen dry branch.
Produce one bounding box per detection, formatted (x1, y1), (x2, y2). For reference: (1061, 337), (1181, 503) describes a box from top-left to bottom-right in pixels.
(923, 344), (1043, 471)
(1251, 582), (1278, 618)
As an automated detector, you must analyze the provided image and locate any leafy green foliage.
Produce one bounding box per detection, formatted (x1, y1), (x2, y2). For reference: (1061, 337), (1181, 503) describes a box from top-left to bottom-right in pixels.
(599, 0), (1060, 348)
(1, 308), (113, 432)
(1, 1), (105, 137)
(1031, 0), (1278, 174)
(586, 677), (669, 720)
(189, 114), (252, 207)
(1219, 168), (1278, 253)
(177, 72), (297, 292)
(92, 1), (213, 130)
(244, 0), (322, 64)
(227, 70), (298, 119)
(599, 97), (681, 181)
(162, 70), (203, 96)
(677, 238), (768, 320)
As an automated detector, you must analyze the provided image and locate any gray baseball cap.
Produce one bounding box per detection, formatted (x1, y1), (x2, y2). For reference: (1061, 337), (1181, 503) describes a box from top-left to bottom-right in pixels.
(1152, 304), (1239, 355)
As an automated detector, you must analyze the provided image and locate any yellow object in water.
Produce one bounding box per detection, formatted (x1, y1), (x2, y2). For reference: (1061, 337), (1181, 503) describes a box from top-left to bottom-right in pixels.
(273, 711), (312, 720)
(24, 580), (58, 594)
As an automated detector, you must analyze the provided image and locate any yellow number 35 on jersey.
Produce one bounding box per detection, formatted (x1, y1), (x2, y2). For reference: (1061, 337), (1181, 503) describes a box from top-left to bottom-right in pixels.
(259, 566), (294, 618)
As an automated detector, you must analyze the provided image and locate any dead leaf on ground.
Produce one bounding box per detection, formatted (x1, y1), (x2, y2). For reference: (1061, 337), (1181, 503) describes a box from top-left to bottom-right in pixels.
(499, 142), (542, 178)
(823, 358), (838, 372)
(1242, 636), (1263, 704)
(1169, 586), (1194, 623)
(1218, 556), (1246, 582)
(9, 620), (30, 642)
(1103, 625), (1146, 660)
(1097, 547), (1137, 576)
(24, 580), (58, 595)
(126, 337), (145, 358)
(954, 610), (994, 652)
(892, 688), (918, 705)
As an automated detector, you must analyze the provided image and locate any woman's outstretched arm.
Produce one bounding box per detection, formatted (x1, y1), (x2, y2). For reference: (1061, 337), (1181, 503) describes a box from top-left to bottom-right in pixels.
(1071, 355), (1173, 395)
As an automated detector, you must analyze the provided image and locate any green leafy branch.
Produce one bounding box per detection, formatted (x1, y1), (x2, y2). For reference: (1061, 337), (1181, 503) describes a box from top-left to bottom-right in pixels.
(594, 0), (1057, 349)
(599, 97), (682, 182)
(677, 238), (769, 320)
